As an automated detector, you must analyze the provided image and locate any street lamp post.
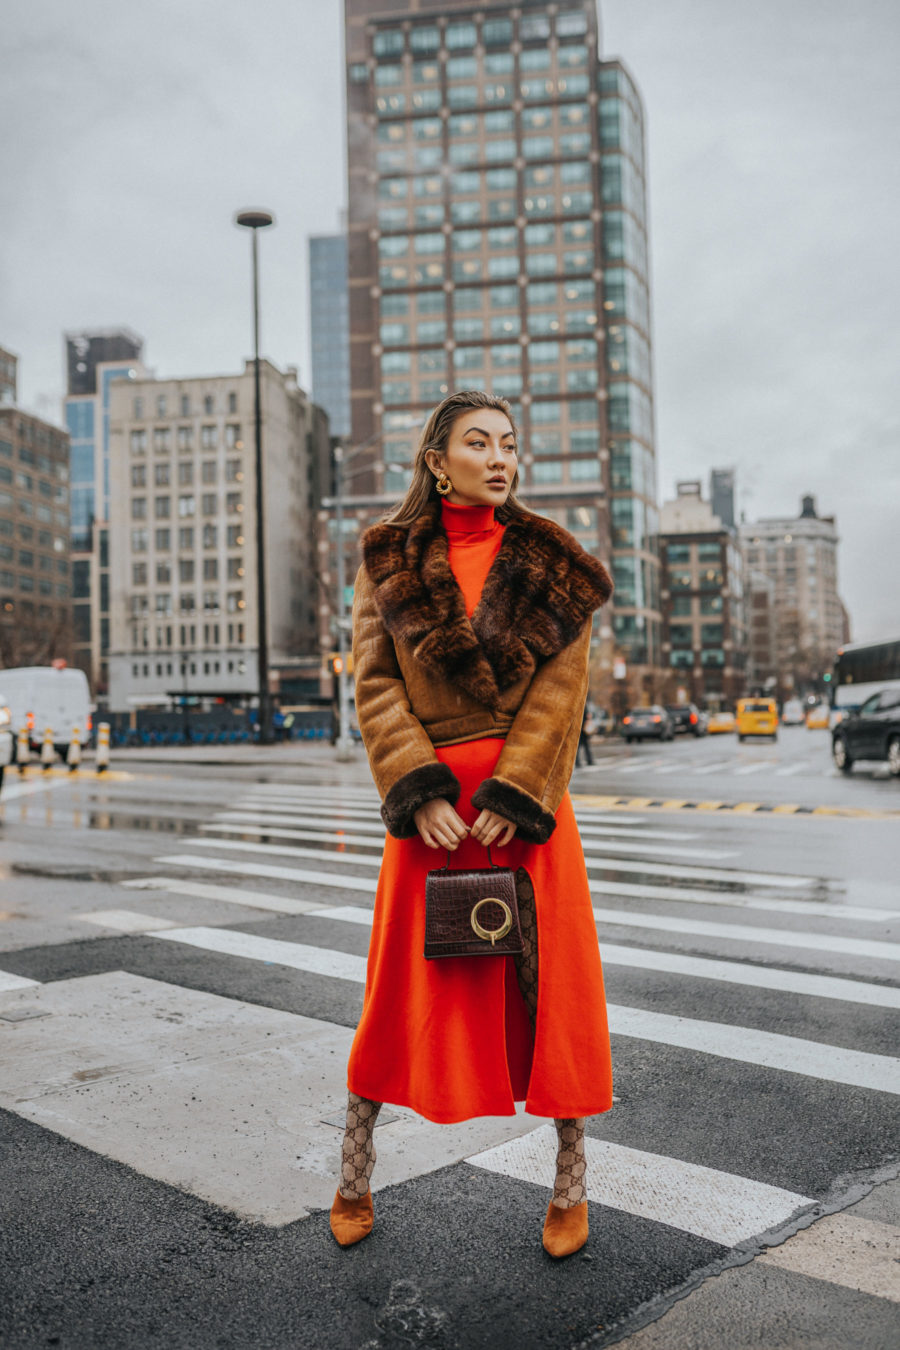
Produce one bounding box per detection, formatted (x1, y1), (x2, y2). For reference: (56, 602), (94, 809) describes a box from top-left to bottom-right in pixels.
(234, 208), (275, 745)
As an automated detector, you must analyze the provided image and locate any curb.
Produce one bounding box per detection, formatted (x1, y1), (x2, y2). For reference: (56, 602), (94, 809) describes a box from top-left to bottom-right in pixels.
(572, 793), (900, 821)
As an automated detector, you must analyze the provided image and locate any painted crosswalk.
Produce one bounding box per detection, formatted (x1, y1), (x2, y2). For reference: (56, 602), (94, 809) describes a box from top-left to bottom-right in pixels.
(2, 772), (897, 1306)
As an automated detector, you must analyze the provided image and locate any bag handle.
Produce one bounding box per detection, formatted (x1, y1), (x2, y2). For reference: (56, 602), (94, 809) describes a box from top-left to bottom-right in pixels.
(441, 843), (498, 871)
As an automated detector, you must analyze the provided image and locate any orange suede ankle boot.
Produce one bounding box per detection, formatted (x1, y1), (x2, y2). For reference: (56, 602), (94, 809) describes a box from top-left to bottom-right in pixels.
(542, 1198), (588, 1257)
(329, 1188), (374, 1246)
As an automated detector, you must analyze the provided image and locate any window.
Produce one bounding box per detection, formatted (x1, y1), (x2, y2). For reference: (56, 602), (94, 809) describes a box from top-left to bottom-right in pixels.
(152, 427), (171, 453)
(177, 426), (193, 452)
(179, 527), (194, 550)
(178, 494), (195, 517)
(154, 462), (170, 486)
(201, 424), (216, 450)
(133, 397), (144, 418)
(227, 392), (237, 414)
(178, 461), (193, 485)
(227, 557), (244, 580)
(131, 497), (147, 520)
(446, 20), (476, 49)
(180, 395), (191, 416)
(156, 560), (171, 584)
(131, 465), (146, 488)
(179, 558), (195, 583)
(226, 492), (242, 513)
(203, 558), (218, 581)
(131, 528), (149, 552)
(130, 429), (147, 455)
(225, 423), (241, 449)
(155, 496), (171, 519)
(226, 525), (243, 548)
(203, 395), (214, 415)
(202, 493), (217, 516)
(666, 543), (690, 565)
(202, 523), (217, 549)
(226, 591), (245, 613)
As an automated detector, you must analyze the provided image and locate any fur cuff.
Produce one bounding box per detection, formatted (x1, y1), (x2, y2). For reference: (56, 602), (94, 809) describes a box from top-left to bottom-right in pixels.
(381, 761), (462, 839)
(470, 777), (556, 844)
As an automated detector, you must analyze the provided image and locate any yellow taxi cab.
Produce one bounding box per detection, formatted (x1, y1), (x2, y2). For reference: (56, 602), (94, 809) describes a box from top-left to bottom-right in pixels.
(736, 697), (778, 741)
(707, 710), (736, 734)
(806, 703), (830, 730)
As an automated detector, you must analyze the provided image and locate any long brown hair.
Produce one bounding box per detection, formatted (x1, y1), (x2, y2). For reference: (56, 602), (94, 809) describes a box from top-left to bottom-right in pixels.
(383, 389), (531, 526)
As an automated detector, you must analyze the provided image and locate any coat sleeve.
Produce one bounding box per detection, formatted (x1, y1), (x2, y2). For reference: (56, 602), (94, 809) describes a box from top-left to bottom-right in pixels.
(352, 564), (461, 838)
(470, 619), (591, 844)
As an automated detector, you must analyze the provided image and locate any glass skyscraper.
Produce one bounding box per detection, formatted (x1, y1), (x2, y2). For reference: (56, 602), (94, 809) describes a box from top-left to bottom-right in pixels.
(342, 0), (660, 685)
(309, 234), (352, 440)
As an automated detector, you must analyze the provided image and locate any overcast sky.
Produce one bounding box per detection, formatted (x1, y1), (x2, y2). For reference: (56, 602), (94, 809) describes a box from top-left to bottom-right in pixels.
(2, 0), (898, 641)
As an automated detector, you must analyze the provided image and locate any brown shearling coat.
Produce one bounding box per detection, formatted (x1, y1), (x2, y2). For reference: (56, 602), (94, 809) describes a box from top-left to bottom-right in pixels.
(351, 500), (614, 844)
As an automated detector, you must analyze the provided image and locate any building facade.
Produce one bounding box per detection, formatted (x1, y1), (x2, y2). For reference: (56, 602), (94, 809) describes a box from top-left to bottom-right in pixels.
(340, 0), (660, 699)
(0, 346), (17, 407)
(107, 361), (330, 713)
(0, 406), (71, 668)
(64, 329), (145, 693)
(310, 233), (352, 439)
(710, 467), (735, 530)
(659, 481), (747, 707)
(739, 495), (844, 694)
(746, 569), (776, 690)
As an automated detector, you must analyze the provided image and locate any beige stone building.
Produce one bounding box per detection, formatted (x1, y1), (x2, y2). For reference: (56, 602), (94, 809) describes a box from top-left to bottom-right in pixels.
(739, 495), (845, 691)
(107, 361), (329, 713)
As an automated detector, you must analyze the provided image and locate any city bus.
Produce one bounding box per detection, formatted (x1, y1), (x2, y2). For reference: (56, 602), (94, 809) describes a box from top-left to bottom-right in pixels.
(830, 637), (900, 723)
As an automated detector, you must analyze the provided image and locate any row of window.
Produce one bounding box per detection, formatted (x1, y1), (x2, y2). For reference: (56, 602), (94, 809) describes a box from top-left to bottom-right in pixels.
(379, 192), (593, 230)
(0, 438), (68, 476)
(366, 12), (589, 62)
(669, 650), (727, 670)
(666, 541), (725, 565)
(0, 492), (67, 527)
(129, 425), (243, 454)
(378, 102), (590, 141)
(379, 220), (595, 259)
(374, 47), (589, 112)
(132, 557), (243, 586)
(380, 251), (594, 289)
(128, 525), (243, 553)
(0, 545), (68, 572)
(0, 518), (66, 549)
(130, 460), (242, 488)
(130, 592), (245, 616)
(133, 392), (239, 419)
(129, 653), (248, 678)
(130, 493), (242, 521)
(380, 278), (594, 323)
(0, 465), (67, 500)
(0, 571), (68, 597)
(129, 622), (246, 651)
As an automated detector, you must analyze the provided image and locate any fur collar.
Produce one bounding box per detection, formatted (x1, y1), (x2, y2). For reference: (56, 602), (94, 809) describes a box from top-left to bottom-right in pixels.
(361, 501), (613, 709)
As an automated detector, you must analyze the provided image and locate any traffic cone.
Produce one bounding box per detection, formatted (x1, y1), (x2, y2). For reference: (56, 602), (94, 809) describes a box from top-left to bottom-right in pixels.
(17, 726), (29, 774)
(96, 722), (111, 773)
(41, 726), (55, 772)
(67, 726), (82, 772)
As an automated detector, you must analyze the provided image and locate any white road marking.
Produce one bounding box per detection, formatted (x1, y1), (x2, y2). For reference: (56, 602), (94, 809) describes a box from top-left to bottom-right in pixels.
(234, 801), (384, 824)
(187, 837), (385, 866)
(123, 877), (332, 915)
(589, 879), (898, 923)
(691, 761), (733, 776)
(150, 926), (900, 1091)
(579, 826), (701, 841)
(606, 1004), (900, 1094)
(757, 1213), (900, 1301)
(774, 763), (810, 777)
(154, 926), (369, 982)
(617, 759), (666, 774)
(0, 776), (74, 803)
(0, 970), (41, 993)
(592, 907), (900, 963)
(733, 762), (774, 777)
(219, 810), (386, 834)
(153, 853), (376, 892)
(203, 822), (387, 848)
(467, 1125), (812, 1246)
(76, 910), (183, 933)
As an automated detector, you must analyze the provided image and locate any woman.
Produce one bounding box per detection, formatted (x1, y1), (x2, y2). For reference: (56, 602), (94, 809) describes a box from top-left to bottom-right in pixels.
(330, 390), (615, 1258)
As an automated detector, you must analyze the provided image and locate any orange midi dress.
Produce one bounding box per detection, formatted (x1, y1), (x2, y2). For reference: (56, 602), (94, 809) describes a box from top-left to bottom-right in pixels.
(346, 499), (614, 1124)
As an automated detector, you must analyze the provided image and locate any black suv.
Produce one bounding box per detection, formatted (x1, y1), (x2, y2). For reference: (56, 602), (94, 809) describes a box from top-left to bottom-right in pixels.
(665, 704), (706, 737)
(832, 688), (900, 776)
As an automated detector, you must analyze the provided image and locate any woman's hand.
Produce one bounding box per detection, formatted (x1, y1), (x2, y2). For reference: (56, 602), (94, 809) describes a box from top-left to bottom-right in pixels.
(414, 798), (470, 851)
(471, 808), (516, 849)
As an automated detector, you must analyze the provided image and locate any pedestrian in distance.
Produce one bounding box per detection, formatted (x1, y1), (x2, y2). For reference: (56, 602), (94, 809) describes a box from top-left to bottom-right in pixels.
(576, 703), (596, 767)
(330, 390), (616, 1258)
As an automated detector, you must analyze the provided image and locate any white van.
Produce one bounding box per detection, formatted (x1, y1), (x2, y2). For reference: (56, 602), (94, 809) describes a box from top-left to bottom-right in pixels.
(781, 698), (806, 726)
(0, 697), (12, 791)
(1, 665), (92, 759)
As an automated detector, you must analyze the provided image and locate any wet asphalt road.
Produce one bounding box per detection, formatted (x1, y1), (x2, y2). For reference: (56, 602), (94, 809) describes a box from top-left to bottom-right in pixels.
(0, 731), (897, 1349)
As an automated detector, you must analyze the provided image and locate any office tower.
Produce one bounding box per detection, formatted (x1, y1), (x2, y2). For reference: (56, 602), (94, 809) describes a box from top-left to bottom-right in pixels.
(64, 329), (145, 693)
(659, 481), (747, 705)
(339, 0), (660, 693)
(107, 361), (330, 712)
(0, 346), (17, 407)
(740, 495), (845, 689)
(0, 405), (71, 666)
(710, 467), (735, 530)
(310, 233), (352, 439)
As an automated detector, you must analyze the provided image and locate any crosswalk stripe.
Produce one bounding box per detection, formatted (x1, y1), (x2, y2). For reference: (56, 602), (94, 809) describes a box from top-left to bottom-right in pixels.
(0, 970), (41, 993)
(235, 801), (384, 824)
(186, 834), (815, 890)
(775, 763), (809, 777)
(123, 877), (331, 915)
(756, 1213), (900, 1301)
(589, 879), (898, 923)
(154, 853), (377, 891)
(691, 762), (732, 776)
(467, 1126), (812, 1246)
(296, 904), (900, 1008)
(76, 910), (182, 933)
(148, 928), (900, 1092)
(202, 820), (734, 863)
(592, 907), (900, 962)
(606, 1003), (900, 1094)
(733, 762), (774, 776)
(154, 926), (369, 982)
(0, 777), (73, 803)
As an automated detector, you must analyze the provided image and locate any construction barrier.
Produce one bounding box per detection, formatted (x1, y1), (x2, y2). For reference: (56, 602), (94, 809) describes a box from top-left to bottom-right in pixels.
(96, 722), (111, 773)
(67, 726), (82, 771)
(41, 726), (55, 771)
(17, 727), (29, 773)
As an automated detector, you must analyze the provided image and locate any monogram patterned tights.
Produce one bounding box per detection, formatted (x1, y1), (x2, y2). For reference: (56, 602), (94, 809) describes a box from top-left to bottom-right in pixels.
(513, 868), (588, 1211)
(338, 1092), (382, 1200)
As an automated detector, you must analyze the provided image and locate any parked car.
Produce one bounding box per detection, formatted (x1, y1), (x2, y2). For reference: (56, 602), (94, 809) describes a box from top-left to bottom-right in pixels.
(832, 688), (900, 776)
(707, 710), (736, 734)
(806, 703), (830, 730)
(781, 698), (806, 726)
(665, 703), (707, 736)
(0, 696), (12, 793)
(736, 697), (779, 741)
(621, 706), (675, 742)
(593, 707), (616, 736)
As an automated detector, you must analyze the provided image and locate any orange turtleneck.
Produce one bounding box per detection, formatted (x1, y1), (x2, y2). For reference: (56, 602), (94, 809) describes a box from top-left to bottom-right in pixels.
(441, 498), (506, 617)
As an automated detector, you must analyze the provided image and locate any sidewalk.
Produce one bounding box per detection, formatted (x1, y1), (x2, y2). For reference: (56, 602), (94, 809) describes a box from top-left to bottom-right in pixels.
(107, 738), (376, 779)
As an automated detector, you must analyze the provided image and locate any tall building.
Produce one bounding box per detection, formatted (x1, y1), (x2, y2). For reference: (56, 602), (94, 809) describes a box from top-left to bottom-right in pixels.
(0, 406), (71, 667)
(309, 232), (352, 439)
(0, 346), (17, 407)
(659, 481), (747, 706)
(64, 328), (145, 693)
(340, 0), (660, 695)
(739, 495), (845, 692)
(710, 467), (735, 530)
(107, 361), (330, 713)
(746, 569), (776, 690)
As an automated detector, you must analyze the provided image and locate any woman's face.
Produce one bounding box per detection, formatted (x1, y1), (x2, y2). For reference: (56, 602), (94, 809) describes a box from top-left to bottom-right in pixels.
(427, 408), (518, 507)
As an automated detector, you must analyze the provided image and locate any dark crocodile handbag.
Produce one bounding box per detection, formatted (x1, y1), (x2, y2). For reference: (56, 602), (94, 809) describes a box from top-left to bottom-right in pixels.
(424, 845), (524, 960)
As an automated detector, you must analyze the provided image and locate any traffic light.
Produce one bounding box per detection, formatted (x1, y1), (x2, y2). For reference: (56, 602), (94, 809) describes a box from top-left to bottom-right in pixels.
(332, 656), (344, 676)
(823, 673), (832, 683)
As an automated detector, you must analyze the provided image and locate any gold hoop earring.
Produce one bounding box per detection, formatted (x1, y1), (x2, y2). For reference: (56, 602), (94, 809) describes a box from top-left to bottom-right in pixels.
(435, 471), (453, 497)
